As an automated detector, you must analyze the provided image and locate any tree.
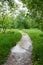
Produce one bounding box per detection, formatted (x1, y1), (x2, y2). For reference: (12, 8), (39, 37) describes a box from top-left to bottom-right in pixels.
(21, 0), (43, 16)
(0, 0), (18, 32)
(21, 0), (43, 30)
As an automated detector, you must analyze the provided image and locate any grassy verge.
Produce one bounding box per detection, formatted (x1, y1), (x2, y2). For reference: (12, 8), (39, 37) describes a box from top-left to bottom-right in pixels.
(23, 29), (43, 65)
(0, 30), (22, 65)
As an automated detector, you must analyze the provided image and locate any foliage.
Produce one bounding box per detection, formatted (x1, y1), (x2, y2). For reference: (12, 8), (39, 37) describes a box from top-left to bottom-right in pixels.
(21, 0), (43, 17)
(0, 15), (12, 31)
(21, 0), (43, 31)
(14, 11), (25, 29)
(0, 10), (43, 31)
(13, 11), (36, 29)
(0, 29), (21, 65)
(0, 0), (43, 30)
(13, 11), (43, 30)
(0, 0), (18, 16)
(23, 29), (43, 65)
(0, 0), (14, 8)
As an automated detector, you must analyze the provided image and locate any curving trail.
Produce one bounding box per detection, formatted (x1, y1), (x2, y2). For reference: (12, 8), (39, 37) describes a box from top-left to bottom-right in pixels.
(4, 31), (33, 65)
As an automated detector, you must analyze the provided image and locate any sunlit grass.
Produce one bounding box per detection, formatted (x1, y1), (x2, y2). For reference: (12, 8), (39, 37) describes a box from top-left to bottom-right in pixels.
(0, 29), (22, 65)
(23, 29), (43, 65)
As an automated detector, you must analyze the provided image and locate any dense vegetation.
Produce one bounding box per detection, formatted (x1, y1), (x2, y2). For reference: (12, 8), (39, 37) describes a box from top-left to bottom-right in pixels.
(0, 11), (43, 31)
(0, 0), (43, 31)
(0, 30), (21, 65)
(23, 29), (43, 65)
(0, 0), (43, 65)
(21, 0), (43, 31)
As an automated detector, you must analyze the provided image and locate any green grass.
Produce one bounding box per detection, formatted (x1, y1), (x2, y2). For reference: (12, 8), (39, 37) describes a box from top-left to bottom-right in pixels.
(0, 30), (22, 65)
(23, 29), (43, 65)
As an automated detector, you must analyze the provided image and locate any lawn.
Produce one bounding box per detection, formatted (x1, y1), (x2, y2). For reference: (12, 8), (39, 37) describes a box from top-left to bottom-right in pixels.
(23, 29), (43, 65)
(0, 30), (22, 65)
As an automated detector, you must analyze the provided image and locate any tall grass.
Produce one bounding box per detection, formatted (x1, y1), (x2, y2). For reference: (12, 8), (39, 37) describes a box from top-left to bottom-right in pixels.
(23, 29), (43, 65)
(0, 30), (22, 65)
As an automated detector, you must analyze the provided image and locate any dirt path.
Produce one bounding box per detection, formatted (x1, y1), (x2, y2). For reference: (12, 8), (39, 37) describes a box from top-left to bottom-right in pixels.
(4, 31), (33, 65)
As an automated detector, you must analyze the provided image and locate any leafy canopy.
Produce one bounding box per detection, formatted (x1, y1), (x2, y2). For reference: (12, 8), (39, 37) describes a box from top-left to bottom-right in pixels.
(21, 0), (43, 17)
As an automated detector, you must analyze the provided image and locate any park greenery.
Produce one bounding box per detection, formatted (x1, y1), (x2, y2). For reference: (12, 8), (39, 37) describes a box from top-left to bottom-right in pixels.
(21, 0), (43, 31)
(0, 0), (43, 65)
(23, 29), (43, 65)
(0, 29), (21, 65)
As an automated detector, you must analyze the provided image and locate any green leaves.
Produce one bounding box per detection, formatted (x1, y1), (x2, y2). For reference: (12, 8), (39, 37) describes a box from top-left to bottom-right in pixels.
(21, 0), (43, 17)
(8, 0), (14, 8)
